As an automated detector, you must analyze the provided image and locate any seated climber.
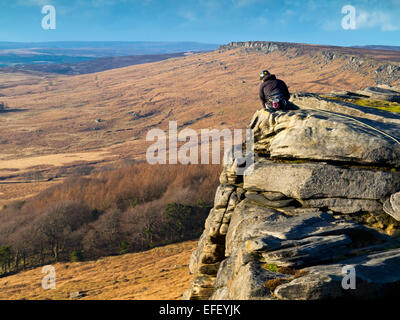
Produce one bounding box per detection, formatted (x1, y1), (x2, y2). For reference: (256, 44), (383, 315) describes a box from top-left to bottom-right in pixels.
(259, 70), (290, 111)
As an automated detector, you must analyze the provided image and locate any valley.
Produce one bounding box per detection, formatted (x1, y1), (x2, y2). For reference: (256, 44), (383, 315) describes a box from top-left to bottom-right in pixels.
(1, 41), (400, 300)
(2, 42), (398, 193)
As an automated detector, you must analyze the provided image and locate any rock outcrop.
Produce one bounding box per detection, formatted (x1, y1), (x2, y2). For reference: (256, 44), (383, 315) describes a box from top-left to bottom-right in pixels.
(184, 91), (400, 300)
(358, 86), (400, 103)
(384, 192), (400, 221)
(219, 42), (400, 85)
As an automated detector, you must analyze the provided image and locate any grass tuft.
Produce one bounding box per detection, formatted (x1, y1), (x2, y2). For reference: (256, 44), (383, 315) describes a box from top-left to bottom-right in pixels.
(265, 278), (290, 292)
(320, 95), (400, 113)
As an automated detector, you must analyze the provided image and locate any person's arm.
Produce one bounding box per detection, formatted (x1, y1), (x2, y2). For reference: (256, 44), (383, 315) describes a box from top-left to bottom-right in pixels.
(283, 82), (290, 101)
(259, 84), (266, 108)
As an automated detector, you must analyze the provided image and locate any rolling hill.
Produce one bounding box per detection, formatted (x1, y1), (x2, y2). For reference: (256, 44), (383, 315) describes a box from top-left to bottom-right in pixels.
(0, 41), (400, 299)
(352, 45), (400, 51)
(0, 41), (399, 203)
(0, 240), (197, 300)
(0, 41), (219, 68)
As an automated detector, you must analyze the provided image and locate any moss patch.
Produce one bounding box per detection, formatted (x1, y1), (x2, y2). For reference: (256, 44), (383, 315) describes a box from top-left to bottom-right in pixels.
(263, 265), (310, 292)
(320, 95), (400, 113)
(262, 264), (309, 277)
(355, 99), (400, 113)
(262, 263), (279, 273)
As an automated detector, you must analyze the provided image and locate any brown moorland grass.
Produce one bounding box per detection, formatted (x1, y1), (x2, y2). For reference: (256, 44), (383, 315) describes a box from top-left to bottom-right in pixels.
(26, 162), (221, 212)
(0, 44), (399, 300)
(0, 46), (397, 202)
(0, 240), (197, 300)
(0, 47), (388, 171)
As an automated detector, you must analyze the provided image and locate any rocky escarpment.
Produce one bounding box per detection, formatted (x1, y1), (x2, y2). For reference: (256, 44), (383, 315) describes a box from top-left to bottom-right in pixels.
(184, 90), (400, 300)
(219, 41), (400, 85)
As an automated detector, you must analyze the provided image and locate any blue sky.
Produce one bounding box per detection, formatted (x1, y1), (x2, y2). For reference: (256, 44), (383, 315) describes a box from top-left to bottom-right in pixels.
(0, 0), (399, 46)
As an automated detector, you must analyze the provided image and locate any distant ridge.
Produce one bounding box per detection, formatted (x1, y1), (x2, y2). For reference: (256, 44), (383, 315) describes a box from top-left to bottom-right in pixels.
(351, 45), (400, 52)
(219, 41), (400, 85)
(0, 41), (220, 53)
(0, 41), (220, 68)
(219, 41), (400, 62)
(1, 52), (190, 75)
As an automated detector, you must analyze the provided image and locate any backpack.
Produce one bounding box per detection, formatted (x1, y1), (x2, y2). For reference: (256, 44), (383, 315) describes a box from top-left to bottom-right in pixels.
(269, 93), (288, 110)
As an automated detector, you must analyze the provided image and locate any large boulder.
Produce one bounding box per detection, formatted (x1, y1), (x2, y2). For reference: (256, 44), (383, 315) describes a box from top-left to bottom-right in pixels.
(244, 159), (400, 200)
(228, 262), (277, 300)
(291, 93), (400, 124)
(274, 248), (400, 300)
(242, 211), (379, 242)
(260, 235), (352, 268)
(225, 199), (286, 257)
(383, 192), (400, 221)
(249, 107), (400, 166)
(185, 92), (400, 301)
(299, 198), (383, 214)
(358, 86), (400, 103)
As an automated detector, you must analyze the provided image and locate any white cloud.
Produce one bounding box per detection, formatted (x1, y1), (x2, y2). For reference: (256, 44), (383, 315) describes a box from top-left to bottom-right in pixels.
(179, 10), (197, 22)
(231, 0), (263, 8)
(90, 0), (128, 7)
(16, 0), (50, 6)
(356, 10), (400, 31)
(284, 9), (295, 16)
(319, 5), (400, 32)
(15, 0), (135, 7)
(322, 18), (341, 31)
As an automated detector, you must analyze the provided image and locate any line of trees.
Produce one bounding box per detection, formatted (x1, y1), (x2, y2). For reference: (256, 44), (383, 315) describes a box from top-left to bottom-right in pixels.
(0, 163), (220, 276)
(0, 102), (7, 111)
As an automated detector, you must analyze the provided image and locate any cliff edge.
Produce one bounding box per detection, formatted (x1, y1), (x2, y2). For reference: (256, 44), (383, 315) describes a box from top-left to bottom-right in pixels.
(184, 88), (400, 300)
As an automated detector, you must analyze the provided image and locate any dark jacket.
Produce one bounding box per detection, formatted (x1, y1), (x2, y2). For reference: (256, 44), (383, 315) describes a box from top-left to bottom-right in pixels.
(259, 75), (290, 108)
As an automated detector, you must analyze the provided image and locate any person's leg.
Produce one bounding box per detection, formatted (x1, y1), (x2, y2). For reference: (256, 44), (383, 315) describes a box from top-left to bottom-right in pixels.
(285, 101), (299, 110)
(263, 102), (275, 112)
(263, 99), (275, 111)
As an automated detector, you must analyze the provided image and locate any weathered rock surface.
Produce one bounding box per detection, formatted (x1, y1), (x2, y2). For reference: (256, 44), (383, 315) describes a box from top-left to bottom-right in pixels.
(242, 211), (382, 242)
(225, 200), (287, 256)
(185, 93), (400, 300)
(358, 86), (400, 103)
(292, 92), (400, 125)
(260, 235), (352, 267)
(249, 105), (400, 166)
(274, 248), (400, 300)
(384, 192), (400, 221)
(227, 262), (277, 300)
(299, 198), (384, 214)
(245, 191), (294, 208)
(244, 159), (400, 200)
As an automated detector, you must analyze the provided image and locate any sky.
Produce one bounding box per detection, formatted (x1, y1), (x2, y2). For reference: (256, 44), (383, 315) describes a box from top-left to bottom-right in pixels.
(0, 0), (399, 46)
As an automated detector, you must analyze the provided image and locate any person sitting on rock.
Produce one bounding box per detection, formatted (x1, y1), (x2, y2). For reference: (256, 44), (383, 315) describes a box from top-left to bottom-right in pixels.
(259, 70), (290, 111)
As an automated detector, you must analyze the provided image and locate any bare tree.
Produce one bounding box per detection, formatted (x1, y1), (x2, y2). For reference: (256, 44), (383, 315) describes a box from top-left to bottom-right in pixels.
(35, 201), (92, 262)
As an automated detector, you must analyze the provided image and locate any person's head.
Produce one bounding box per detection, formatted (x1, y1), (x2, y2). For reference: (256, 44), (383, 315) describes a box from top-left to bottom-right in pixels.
(259, 69), (271, 81)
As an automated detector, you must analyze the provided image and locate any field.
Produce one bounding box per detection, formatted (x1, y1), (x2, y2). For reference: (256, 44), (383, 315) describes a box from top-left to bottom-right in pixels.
(0, 240), (197, 300)
(0, 46), (391, 202)
(1, 42), (400, 300)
